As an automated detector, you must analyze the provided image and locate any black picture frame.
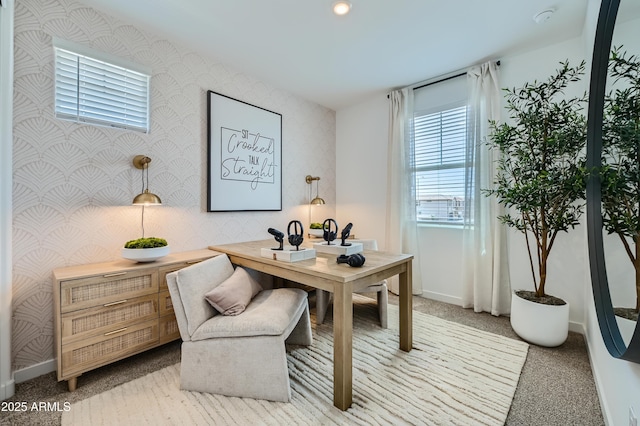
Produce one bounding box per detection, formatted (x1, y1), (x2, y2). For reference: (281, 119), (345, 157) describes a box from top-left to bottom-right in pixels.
(207, 91), (282, 212)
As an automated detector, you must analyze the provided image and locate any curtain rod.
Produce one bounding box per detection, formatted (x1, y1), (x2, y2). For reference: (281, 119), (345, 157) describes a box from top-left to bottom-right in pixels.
(389, 60), (501, 97)
(413, 60), (501, 91)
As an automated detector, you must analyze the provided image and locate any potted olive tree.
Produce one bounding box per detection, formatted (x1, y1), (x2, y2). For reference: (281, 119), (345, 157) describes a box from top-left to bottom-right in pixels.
(601, 47), (640, 323)
(484, 60), (588, 346)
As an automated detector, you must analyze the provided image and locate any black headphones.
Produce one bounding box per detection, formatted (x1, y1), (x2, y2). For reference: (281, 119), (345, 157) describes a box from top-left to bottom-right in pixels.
(322, 218), (338, 244)
(336, 253), (366, 267)
(287, 220), (304, 250)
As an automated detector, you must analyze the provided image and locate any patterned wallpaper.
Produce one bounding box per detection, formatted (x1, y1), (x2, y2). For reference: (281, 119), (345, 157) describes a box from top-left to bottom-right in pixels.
(12, 0), (336, 371)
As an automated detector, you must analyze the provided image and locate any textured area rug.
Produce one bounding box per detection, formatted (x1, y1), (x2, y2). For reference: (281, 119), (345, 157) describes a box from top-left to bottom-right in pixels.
(62, 299), (528, 425)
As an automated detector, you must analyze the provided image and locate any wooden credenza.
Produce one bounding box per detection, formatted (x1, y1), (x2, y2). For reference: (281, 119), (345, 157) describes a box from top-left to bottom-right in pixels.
(52, 249), (218, 391)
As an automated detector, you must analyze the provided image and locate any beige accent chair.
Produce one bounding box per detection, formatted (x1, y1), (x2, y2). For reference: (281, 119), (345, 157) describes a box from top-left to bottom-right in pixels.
(166, 254), (312, 402)
(316, 239), (388, 328)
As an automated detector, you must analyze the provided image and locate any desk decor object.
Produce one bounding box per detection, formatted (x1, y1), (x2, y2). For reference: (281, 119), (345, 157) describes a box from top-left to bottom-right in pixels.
(336, 253), (366, 267)
(268, 228), (285, 250)
(313, 220), (362, 255)
(262, 225), (315, 262)
(287, 220), (305, 250)
(321, 218), (338, 245)
(207, 90), (282, 212)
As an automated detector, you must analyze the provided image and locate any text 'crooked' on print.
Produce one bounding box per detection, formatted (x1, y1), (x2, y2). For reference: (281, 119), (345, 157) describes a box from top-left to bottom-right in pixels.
(220, 127), (277, 190)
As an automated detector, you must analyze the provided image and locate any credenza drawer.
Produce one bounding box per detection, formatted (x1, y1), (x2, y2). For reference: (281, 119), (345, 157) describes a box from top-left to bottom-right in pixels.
(159, 314), (180, 344)
(60, 269), (158, 313)
(158, 290), (174, 316)
(61, 319), (159, 378)
(158, 257), (209, 290)
(60, 293), (159, 345)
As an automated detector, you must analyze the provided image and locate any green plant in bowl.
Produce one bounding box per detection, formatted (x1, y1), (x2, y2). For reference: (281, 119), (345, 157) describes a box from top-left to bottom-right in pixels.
(124, 237), (168, 249)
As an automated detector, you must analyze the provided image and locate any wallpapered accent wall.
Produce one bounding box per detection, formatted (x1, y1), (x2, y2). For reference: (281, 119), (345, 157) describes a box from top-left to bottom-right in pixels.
(12, 0), (336, 371)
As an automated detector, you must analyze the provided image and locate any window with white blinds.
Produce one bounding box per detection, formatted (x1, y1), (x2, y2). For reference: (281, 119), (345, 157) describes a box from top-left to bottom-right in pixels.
(413, 75), (469, 224)
(54, 43), (150, 133)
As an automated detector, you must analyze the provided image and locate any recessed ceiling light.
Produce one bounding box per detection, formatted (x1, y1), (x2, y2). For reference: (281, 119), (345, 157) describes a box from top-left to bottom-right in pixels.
(333, 1), (352, 16)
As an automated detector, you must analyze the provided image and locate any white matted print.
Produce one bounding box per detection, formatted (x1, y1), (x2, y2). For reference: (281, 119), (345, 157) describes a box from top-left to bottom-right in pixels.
(207, 91), (282, 211)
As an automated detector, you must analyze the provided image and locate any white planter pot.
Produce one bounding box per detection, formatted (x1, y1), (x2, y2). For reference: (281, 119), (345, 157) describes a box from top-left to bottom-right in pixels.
(510, 291), (569, 347)
(121, 246), (170, 262)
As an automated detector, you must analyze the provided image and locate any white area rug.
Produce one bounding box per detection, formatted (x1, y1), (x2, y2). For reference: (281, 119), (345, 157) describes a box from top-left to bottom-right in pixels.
(63, 300), (528, 425)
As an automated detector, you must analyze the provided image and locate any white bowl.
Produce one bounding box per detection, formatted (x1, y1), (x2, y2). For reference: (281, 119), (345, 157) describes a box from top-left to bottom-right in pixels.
(309, 229), (324, 238)
(121, 246), (170, 262)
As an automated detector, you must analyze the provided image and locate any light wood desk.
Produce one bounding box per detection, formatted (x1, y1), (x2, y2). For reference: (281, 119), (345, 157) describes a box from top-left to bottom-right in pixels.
(208, 240), (413, 410)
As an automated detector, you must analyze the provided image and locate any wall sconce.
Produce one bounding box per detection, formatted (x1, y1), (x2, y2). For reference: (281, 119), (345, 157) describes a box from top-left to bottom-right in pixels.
(305, 175), (325, 205)
(132, 155), (161, 239)
(132, 155), (162, 205)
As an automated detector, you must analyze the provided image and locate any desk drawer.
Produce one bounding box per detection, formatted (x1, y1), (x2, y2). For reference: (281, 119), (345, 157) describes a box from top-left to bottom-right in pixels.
(60, 294), (158, 345)
(60, 269), (158, 313)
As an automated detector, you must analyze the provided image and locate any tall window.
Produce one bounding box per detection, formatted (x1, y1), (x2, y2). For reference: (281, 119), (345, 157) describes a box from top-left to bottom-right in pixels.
(413, 75), (469, 224)
(54, 39), (150, 133)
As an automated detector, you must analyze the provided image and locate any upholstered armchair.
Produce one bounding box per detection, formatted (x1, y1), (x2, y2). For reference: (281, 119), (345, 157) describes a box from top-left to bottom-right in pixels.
(166, 254), (312, 402)
(316, 239), (388, 328)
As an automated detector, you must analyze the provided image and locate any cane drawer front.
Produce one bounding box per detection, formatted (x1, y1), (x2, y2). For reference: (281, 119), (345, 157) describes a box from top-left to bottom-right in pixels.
(158, 256), (212, 290)
(159, 314), (180, 343)
(60, 319), (159, 379)
(158, 290), (174, 316)
(60, 294), (159, 345)
(60, 269), (158, 313)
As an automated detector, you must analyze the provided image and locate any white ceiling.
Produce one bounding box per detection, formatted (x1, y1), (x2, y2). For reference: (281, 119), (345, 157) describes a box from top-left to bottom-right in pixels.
(76, 0), (589, 111)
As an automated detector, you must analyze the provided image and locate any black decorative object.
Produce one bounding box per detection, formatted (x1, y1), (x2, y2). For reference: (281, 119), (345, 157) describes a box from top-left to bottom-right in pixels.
(322, 218), (338, 245)
(336, 253), (366, 267)
(268, 227), (284, 250)
(340, 222), (353, 246)
(287, 220), (305, 251)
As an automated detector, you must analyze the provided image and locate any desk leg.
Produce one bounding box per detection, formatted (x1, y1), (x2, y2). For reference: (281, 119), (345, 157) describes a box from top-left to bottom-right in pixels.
(333, 282), (353, 410)
(399, 260), (413, 352)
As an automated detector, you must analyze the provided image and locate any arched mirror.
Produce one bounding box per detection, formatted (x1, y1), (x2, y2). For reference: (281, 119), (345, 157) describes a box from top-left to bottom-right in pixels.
(587, 0), (640, 362)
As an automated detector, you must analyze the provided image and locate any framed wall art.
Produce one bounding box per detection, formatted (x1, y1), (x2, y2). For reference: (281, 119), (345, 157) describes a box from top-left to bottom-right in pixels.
(207, 91), (282, 211)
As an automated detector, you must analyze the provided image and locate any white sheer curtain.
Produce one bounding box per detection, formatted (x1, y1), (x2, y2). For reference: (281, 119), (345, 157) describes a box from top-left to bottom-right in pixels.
(386, 88), (422, 295)
(461, 61), (511, 315)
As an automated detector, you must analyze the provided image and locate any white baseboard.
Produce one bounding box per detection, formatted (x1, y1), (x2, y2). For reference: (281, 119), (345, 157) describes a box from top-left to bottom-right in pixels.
(420, 290), (462, 306)
(1, 378), (14, 400)
(569, 321), (583, 334)
(582, 324), (613, 426)
(13, 358), (56, 384)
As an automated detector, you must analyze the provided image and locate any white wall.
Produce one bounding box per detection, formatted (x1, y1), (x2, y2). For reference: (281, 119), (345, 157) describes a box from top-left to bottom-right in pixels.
(335, 94), (388, 247)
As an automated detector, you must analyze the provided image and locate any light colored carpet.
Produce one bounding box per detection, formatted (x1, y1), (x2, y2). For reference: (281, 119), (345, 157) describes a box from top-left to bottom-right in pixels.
(62, 300), (528, 425)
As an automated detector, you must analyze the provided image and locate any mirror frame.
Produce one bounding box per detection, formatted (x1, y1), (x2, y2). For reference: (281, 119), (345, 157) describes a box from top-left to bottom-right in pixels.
(587, 0), (640, 362)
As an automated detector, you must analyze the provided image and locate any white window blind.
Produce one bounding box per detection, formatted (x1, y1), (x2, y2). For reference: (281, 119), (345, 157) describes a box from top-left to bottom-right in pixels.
(54, 44), (150, 132)
(413, 75), (469, 224)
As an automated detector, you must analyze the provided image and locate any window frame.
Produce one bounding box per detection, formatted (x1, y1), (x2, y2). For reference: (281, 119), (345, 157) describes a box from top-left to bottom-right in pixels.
(53, 38), (151, 133)
(413, 101), (470, 226)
